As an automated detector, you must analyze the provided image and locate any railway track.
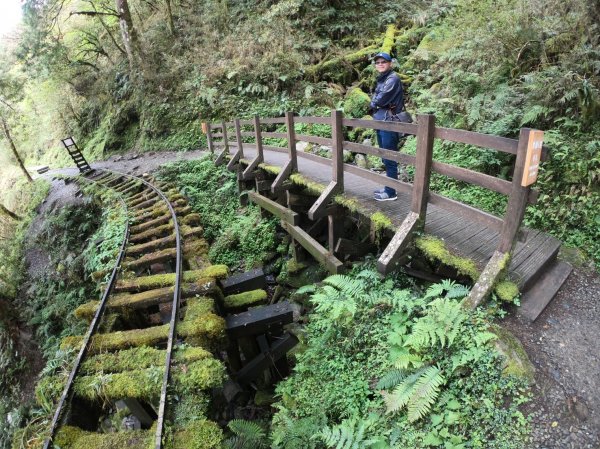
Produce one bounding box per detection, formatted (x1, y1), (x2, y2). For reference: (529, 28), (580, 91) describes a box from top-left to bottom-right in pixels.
(38, 169), (228, 449)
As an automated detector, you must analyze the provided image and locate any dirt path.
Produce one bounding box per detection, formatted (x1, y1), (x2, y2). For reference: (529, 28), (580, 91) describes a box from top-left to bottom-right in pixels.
(504, 267), (600, 449)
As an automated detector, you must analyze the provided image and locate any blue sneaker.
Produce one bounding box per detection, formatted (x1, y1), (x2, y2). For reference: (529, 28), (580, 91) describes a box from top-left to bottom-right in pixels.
(374, 187), (386, 194)
(374, 192), (397, 202)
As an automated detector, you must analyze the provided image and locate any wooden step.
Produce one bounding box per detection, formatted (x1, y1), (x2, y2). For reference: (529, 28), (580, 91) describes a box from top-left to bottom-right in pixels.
(517, 259), (572, 322)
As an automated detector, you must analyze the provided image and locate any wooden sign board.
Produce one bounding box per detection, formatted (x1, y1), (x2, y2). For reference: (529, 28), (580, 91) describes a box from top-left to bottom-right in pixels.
(521, 130), (544, 187)
(201, 122), (208, 135)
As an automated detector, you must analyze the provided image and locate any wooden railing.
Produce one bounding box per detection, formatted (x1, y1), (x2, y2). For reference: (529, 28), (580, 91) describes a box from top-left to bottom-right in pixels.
(206, 110), (544, 306)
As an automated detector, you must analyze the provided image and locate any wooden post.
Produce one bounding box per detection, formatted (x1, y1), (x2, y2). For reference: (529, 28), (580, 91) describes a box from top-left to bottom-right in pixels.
(411, 114), (435, 220)
(234, 118), (244, 159)
(285, 111), (297, 171)
(222, 120), (229, 153)
(331, 109), (344, 191)
(206, 123), (214, 154)
(254, 115), (264, 163)
(497, 128), (532, 253)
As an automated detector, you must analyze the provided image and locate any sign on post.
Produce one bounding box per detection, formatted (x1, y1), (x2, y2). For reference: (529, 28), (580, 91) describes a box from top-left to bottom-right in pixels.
(201, 122), (208, 135)
(521, 130), (544, 187)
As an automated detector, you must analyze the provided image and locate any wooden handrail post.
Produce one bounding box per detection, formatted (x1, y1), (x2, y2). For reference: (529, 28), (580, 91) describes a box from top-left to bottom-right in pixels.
(331, 109), (344, 191)
(497, 128), (532, 253)
(234, 118), (244, 158)
(254, 115), (264, 163)
(222, 120), (229, 153)
(285, 111), (297, 171)
(206, 123), (214, 154)
(411, 114), (435, 220)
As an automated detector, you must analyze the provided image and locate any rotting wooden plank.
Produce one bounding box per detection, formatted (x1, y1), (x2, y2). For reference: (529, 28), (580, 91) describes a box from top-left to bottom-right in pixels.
(517, 260), (572, 322)
(130, 214), (172, 234)
(248, 191), (299, 225)
(226, 301), (294, 339)
(127, 227), (203, 255)
(280, 221), (344, 274)
(378, 212), (421, 275)
(129, 223), (174, 243)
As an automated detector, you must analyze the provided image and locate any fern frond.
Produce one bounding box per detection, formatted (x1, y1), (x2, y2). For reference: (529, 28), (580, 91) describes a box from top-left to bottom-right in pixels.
(322, 274), (365, 299)
(376, 368), (406, 390)
(407, 365), (445, 422)
(296, 284), (316, 295)
(226, 420), (268, 449)
(316, 418), (379, 449)
(382, 369), (423, 413)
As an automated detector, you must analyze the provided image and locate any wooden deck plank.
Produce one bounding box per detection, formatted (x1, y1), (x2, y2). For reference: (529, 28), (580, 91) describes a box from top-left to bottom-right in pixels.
(509, 235), (561, 289)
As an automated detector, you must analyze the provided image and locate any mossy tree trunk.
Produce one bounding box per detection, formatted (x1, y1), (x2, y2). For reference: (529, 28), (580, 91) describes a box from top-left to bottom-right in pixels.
(115, 0), (141, 70)
(0, 115), (32, 182)
(165, 0), (176, 37)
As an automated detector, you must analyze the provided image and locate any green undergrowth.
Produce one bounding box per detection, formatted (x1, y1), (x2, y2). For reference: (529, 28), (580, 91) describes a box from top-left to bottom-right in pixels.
(156, 157), (278, 270)
(269, 266), (530, 448)
(0, 179), (49, 449)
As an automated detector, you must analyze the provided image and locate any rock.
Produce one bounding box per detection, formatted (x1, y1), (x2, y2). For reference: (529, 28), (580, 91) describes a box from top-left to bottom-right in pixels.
(254, 390), (276, 406)
(296, 141), (310, 152)
(355, 153), (368, 168)
(492, 324), (536, 383)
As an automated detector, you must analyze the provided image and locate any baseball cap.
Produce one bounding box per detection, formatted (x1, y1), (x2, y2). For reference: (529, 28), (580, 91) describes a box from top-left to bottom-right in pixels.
(372, 52), (392, 62)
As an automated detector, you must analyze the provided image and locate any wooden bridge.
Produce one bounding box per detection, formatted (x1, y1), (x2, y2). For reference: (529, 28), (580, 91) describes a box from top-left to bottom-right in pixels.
(204, 111), (572, 321)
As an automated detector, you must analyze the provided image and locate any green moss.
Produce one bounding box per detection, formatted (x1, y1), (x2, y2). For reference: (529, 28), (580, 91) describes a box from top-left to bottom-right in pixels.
(494, 280), (520, 302)
(415, 235), (480, 280)
(258, 163), (282, 175)
(182, 213), (202, 226)
(167, 420), (223, 449)
(61, 312), (225, 354)
(381, 24), (397, 54)
(289, 173), (326, 195)
(80, 345), (212, 374)
(185, 297), (216, 320)
(286, 259), (308, 274)
(333, 195), (362, 213)
(115, 266), (228, 292)
(492, 325), (535, 383)
(224, 289), (268, 309)
(370, 211), (394, 244)
(54, 420), (222, 449)
(344, 87), (371, 118)
(168, 393), (211, 428)
(42, 358), (225, 404)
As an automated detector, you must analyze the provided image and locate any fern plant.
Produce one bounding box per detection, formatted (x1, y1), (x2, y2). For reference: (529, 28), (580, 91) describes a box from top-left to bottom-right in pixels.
(225, 420), (269, 449)
(381, 365), (445, 422)
(404, 298), (466, 350)
(316, 417), (381, 449)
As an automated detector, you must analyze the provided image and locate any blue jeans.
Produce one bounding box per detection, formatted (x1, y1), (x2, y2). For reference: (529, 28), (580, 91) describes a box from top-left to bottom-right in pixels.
(376, 130), (399, 196)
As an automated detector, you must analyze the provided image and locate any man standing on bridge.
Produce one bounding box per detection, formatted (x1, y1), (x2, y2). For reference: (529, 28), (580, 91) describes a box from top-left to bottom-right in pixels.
(369, 51), (404, 202)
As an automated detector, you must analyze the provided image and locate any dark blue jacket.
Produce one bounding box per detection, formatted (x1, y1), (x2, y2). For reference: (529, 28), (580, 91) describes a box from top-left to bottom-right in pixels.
(370, 70), (404, 121)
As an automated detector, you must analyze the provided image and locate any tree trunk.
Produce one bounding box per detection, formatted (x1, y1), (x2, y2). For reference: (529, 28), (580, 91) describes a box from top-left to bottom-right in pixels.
(0, 115), (32, 182)
(0, 203), (21, 221)
(165, 0), (176, 37)
(115, 0), (140, 70)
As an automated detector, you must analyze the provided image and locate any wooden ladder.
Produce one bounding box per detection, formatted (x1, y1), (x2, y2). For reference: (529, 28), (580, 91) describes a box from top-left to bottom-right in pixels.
(61, 137), (92, 173)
